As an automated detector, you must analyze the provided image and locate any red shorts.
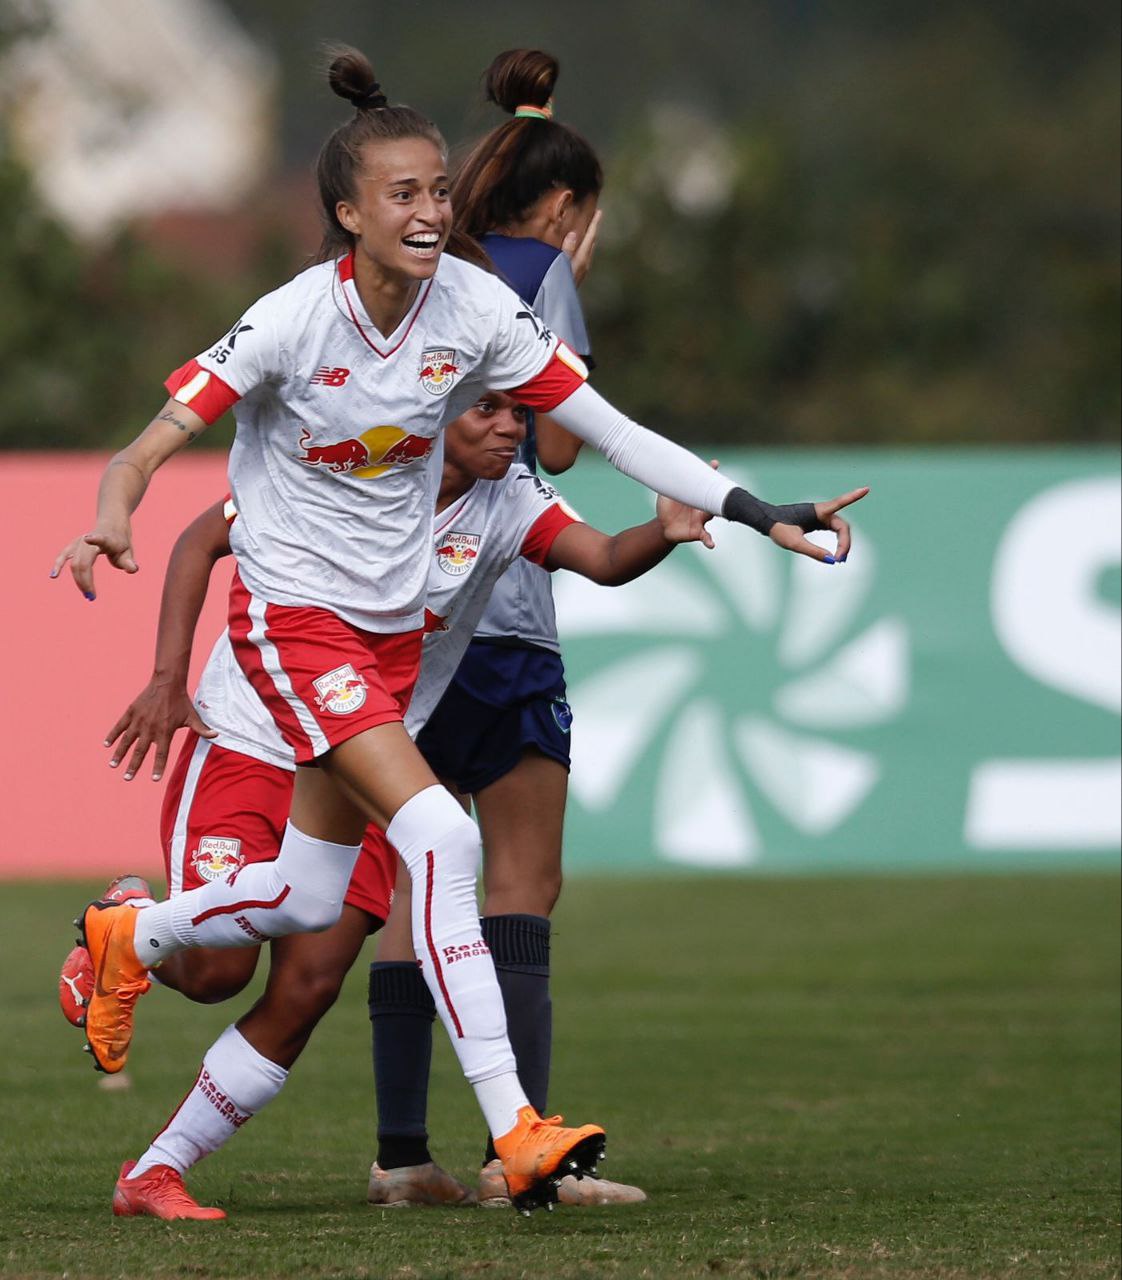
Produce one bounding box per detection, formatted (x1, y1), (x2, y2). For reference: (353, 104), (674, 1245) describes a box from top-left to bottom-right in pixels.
(160, 735), (395, 924)
(228, 571), (423, 765)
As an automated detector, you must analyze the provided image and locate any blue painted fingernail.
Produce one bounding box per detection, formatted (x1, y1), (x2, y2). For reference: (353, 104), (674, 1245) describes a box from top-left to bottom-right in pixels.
(49, 570), (57, 579)
(824, 555), (836, 565)
(839, 554), (848, 563)
(84, 592), (95, 601)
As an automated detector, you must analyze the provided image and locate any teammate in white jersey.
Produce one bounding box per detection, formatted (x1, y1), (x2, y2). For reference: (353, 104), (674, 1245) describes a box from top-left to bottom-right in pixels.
(56, 390), (717, 1219)
(57, 44), (865, 1212)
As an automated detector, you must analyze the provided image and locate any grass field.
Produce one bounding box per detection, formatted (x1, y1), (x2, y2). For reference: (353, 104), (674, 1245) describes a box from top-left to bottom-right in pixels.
(1, 873), (1118, 1280)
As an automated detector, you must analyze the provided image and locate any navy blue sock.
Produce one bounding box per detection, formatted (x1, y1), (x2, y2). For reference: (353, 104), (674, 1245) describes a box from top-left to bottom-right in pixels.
(368, 961), (436, 1169)
(480, 913), (551, 1163)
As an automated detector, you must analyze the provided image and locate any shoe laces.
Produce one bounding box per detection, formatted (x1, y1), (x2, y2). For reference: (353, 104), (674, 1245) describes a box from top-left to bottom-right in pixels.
(144, 1166), (193, 1205)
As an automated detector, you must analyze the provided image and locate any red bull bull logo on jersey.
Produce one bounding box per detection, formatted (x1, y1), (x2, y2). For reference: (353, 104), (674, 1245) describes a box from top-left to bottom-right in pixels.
(313, 663), (368, 716)
(434, 530), (481, 577)
(419, 348), (460, 396)
(296, 426), (435, 479)
(191, 837), (244, 883)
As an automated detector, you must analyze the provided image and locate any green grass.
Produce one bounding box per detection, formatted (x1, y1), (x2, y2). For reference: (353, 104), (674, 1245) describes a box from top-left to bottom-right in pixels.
(1, 874), (1118, 1279)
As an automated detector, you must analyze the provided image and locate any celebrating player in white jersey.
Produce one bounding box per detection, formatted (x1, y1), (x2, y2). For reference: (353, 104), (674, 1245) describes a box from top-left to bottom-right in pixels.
(57, 44), (866, 1213)
(56, 390), (717, 1219)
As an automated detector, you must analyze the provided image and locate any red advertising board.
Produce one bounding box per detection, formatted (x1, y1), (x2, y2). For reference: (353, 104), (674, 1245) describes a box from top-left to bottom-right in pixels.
(1, 454), (230, 880)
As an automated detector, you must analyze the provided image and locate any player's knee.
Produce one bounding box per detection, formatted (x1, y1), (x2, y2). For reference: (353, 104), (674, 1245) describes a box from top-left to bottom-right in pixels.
(285, 963), (348, 1026)
(431, 808), (481, 878)
(285, 891), (343, 934)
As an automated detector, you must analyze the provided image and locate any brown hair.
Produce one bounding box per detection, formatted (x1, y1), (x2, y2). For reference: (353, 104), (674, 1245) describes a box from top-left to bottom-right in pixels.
(314, 45), (447, 262)
(451, 49), (603, 241)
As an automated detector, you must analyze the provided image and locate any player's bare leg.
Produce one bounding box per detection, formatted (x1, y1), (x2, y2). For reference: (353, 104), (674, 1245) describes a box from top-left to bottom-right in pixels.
(116, 907), (369, 1219)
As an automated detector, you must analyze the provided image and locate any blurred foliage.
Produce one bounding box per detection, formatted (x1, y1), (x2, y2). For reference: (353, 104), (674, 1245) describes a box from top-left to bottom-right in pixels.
(587, 14), (1121, 444)
(0, 0), (1118, 449)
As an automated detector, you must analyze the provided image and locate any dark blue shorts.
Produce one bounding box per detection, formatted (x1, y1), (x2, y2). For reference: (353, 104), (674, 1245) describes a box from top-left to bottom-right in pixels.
(416, 640), (572, 794)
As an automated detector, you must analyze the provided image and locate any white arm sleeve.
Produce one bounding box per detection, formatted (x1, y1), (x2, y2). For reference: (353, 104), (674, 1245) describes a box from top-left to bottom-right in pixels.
(549, 382), (737, 516)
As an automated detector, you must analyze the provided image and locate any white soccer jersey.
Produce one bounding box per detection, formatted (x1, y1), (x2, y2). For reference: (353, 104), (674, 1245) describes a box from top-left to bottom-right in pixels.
(193, 465), (579, 769)
(166, 252), (588, 634)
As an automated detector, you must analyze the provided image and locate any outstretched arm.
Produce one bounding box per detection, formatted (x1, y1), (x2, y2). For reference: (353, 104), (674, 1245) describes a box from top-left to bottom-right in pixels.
(543, 477), (717, 587)
(54, 399), (210, 599)
(545, 381), (866, 562)
(102, 501), (232, 781)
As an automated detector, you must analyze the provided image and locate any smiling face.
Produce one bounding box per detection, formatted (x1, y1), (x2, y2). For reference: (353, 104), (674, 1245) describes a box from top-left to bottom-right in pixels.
(335, 137), (452, 285)
(444, 391), (529, 483)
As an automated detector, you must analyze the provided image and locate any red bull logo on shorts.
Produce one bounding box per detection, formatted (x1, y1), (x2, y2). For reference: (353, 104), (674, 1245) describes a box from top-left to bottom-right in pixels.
(313, 663), (368, 716)
(297, 426), (435, 479)
(191, 836), (244, 883)
(434, 530), (481, 577)
(418, 348), (460, 396)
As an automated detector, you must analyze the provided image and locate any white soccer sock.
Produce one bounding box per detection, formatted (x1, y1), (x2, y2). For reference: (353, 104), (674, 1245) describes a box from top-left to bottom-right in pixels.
(129, 1025), (287, 1178)
(387, 786), (528, 1138)
(133, 823), (360, 968)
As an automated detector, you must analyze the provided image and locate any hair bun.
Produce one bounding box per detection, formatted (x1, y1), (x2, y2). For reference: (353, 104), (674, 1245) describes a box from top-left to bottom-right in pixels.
(485, 49), (559, 116)
(326, 44), (390, 111)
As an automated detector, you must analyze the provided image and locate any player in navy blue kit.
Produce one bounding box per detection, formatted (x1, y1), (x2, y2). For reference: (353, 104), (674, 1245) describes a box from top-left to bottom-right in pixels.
(366, 49), (636, 1208)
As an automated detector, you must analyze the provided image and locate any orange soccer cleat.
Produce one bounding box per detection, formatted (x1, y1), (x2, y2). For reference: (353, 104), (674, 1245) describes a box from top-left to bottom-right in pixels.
(76, 896), (152, 1073)
(59, 876), (153, 1028)
(112, 1161), (226, 1220)
(492, 1106), (606, 1214)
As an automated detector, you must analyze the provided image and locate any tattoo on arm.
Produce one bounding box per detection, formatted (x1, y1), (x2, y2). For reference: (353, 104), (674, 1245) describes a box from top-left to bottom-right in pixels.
(156, 410), (197, 442)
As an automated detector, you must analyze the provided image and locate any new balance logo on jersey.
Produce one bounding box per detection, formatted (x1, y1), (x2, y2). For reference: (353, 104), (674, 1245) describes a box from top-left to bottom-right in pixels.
(310, 366), (350, 387)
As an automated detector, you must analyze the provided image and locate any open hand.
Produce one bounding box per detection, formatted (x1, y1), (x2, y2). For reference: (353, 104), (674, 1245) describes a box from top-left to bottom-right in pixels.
(656, 459), (719, 548)
(105, 678), (217, 781)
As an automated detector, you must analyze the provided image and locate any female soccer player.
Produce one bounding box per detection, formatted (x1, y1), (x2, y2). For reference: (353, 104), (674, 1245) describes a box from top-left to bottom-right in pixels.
(62, 45), (863, 1212)
(57, 390), (725, 1219)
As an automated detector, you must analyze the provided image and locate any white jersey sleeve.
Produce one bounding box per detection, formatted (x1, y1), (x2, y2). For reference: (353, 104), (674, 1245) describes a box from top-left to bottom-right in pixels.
(165, 289), (286, 424)
(475, 276), (590, 411)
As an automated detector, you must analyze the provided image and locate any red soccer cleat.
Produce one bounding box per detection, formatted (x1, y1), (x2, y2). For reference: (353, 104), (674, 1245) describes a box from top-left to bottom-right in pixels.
(112, 1161), (226, 1220)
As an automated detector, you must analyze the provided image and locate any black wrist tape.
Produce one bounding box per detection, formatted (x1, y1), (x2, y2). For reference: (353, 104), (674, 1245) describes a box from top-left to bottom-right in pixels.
(723, 489), (823, 535)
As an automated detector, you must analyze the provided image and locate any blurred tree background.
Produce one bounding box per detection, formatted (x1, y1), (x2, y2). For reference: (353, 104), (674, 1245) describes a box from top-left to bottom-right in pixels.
(1, 0), (1118, 449)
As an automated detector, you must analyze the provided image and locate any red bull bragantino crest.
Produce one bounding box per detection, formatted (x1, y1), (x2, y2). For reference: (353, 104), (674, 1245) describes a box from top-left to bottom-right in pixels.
(418, 348), (460, 396)
(191, 837), (244, 883)
(296, 426), (435, 479)
(313, 663), (368, 715)
(434, 530), (481, 576)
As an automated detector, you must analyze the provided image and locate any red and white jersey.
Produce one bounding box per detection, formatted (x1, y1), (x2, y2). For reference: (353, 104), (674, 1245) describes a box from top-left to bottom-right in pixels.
(194, 464), (579, 767)
(405, 465), (579, 732)
(166, 252), (587, 634)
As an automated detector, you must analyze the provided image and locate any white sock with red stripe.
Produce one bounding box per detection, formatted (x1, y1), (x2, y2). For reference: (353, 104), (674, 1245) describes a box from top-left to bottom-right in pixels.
(132, 824), (360, 968)
(129, 1025), (287, 1178)
(386, 785), (527, 1139)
